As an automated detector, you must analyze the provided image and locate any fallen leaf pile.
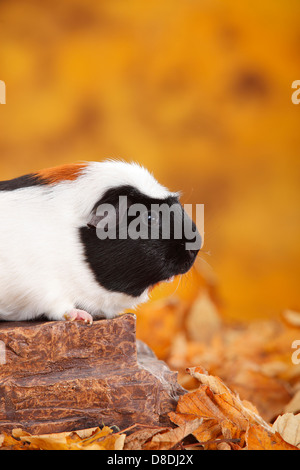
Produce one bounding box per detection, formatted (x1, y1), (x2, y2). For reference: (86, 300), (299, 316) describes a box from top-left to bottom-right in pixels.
(167, 302), (300, 424)
(169, 367), (298, 450)
(136, 271), (300, 424)
(1, 368), (299, 450)
(1, 270), (300, 450)
(134, 267), (300, 449)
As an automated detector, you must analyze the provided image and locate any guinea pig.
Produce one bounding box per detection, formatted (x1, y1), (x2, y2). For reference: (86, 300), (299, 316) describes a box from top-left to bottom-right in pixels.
(0, 161), (200, 324)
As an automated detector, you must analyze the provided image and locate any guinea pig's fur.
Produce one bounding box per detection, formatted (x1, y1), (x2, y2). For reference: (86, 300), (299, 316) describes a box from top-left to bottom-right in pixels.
(0, 161), (199, 322)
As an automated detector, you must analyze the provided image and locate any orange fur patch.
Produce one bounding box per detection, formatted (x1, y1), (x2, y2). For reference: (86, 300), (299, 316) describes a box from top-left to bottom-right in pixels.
(36, 163), (88, 184)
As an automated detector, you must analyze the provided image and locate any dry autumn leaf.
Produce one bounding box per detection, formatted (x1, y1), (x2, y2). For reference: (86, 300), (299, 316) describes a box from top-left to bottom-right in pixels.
(246, 424), (298, 450)
(272, 413), (300, 448)
(0, 431), (30, 450)
(284, 390), (300, 415)
(188, 367), (278, 430)
(281, 310), (300, 328)
(185, 291), (222, 343)
(123, 425), (171, 450)
(169, 408), (221, 444)
(5, 426), (126, 451)
(143, 418), (203, 450)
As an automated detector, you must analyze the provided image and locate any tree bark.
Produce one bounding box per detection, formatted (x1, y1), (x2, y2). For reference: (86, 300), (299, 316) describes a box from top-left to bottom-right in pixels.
(0, 313), (185, 435)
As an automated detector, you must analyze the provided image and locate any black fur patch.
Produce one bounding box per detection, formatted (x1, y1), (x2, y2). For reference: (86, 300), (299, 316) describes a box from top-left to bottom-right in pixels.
(80, 185), (199, 297)
(0, 173), (44, 191)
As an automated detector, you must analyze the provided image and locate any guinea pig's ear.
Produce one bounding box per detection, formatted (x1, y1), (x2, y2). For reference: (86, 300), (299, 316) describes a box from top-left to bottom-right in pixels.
(87, 196), (130, 229)
(87, 209), (105, 229)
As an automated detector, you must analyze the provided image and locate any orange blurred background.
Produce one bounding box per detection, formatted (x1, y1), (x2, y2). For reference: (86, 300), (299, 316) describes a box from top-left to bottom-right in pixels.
(0, 0), (299, 322)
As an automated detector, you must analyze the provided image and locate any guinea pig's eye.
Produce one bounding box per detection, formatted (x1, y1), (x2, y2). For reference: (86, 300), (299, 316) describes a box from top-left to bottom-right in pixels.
(144, 210), (160, 226)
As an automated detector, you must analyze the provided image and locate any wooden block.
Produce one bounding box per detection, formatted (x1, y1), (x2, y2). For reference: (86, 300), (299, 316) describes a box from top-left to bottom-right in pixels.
(0, 314), (185, 434)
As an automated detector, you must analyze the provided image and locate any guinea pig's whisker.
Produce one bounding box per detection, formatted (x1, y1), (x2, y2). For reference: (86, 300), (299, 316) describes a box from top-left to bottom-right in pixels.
(202, 250), (211, 256)
(194, 253), (216, 282)
(169, 274), (182, 296)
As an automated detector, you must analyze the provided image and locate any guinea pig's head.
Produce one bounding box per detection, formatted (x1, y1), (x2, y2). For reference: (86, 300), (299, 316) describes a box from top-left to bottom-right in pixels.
(80, 164), (201, 298)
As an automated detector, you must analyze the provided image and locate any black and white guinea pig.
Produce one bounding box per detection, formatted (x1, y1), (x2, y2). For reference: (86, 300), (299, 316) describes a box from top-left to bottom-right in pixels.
(0, 160), (200, 323)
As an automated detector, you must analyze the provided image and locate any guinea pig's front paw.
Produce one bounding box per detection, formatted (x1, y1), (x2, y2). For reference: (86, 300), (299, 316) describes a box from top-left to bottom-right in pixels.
(64, 309), (93, 325)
